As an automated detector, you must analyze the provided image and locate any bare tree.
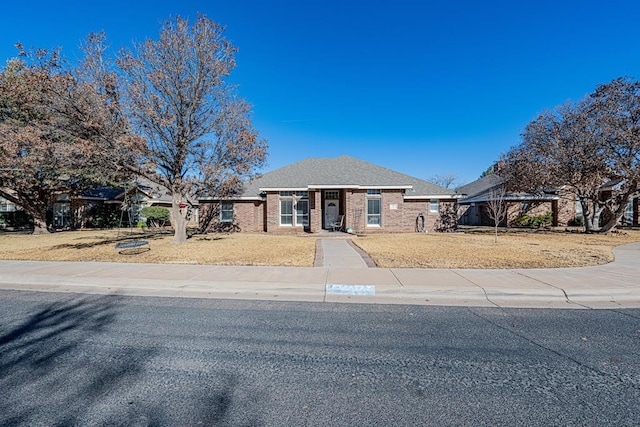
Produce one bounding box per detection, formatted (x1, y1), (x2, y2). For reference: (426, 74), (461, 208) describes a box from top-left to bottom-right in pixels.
(117, 15), (267, 243)
(589, 78), (640, 232)
(486, 187), (507, 243)
(501, 79), (640, 234)
(427, 173), (460, 189)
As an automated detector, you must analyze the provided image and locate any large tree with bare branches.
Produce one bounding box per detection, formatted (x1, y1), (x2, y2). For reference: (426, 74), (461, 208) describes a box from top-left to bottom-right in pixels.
(117, 15), (267, 243)
(501, 78), (640, 233)
(0, 39), (135, 234)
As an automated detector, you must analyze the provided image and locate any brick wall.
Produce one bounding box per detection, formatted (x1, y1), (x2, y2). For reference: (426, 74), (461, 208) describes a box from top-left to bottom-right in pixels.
(345, 190), (446, 233)
(199, 200), (264, 232)
(403, 200), (441, 232)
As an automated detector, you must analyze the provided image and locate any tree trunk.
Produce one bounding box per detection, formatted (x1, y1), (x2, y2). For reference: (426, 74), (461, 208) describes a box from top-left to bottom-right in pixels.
(580, 198), (595, 233)
(170, 195), (188, 244)
(31, 211), (50, 235)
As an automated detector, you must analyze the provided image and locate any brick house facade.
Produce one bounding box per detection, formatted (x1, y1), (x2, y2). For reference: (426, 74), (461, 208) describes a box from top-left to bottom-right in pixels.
(199, 155), (457, 234)
(456, 175), (579, 227)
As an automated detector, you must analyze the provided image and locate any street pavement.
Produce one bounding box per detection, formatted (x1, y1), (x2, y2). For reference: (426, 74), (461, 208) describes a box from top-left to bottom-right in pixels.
(0, 239), (638, 309)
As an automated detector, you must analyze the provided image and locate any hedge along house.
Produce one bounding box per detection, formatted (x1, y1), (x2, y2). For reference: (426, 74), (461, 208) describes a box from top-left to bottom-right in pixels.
(456, 174), (578, 227)
(199, 155), (457, 233)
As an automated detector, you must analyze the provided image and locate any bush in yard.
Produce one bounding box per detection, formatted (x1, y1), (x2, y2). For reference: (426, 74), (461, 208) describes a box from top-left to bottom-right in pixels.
(513, 212), (553, 228)
(141, 206), (170, 228)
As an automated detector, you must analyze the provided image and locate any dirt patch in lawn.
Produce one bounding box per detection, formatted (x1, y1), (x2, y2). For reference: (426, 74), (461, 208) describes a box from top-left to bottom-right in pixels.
(352, 229), (640, 269)
(0, 230), (316, 267)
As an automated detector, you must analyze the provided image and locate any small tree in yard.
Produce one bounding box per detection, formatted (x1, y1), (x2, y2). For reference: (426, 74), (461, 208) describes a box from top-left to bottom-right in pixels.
(117, 15), (267, 244)
(486, 187), (507, 243)
(141, 206), (170, 228)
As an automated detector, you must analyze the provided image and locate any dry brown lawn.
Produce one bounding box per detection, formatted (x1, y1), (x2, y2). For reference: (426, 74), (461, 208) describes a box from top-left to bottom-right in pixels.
(0, 230), (316, 267)
(352, 229), (640, 269)
(1, 228), (639, 269)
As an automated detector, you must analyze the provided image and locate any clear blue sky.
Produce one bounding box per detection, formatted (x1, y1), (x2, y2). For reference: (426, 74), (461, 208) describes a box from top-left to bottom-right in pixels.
(2, 0), (640, 185)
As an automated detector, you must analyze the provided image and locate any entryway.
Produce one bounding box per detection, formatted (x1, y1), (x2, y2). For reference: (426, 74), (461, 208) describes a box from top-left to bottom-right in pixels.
(324, 193), (339, 230)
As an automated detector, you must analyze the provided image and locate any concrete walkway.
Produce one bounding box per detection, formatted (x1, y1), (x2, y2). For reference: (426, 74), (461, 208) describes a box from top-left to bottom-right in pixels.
(318, 238), (369, 268)
(0, 243), (638, 309)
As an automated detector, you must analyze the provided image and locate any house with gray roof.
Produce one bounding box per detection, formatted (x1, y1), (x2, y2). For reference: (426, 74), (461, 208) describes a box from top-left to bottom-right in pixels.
(200, 155), (457, 233)
(456, 174), (578, 226)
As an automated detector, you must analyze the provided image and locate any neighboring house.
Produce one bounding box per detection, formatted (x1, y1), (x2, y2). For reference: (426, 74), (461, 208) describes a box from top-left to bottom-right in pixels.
(199, 155), (457, 233)
(0, 191), (30, 229)
(4, 178), (195, 231)
(593, 179), (639, 227)
(456, 174), (577, 227)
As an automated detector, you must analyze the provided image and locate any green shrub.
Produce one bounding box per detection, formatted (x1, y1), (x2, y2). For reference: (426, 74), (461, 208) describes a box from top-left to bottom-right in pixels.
(513, 212), (553, 228)
(141, 206), (170, 227)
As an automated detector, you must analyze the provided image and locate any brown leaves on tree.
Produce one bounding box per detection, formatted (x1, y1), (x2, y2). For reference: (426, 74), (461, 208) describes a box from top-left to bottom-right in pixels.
(1, 39), (138, 233)
(117, 15), (267, 243)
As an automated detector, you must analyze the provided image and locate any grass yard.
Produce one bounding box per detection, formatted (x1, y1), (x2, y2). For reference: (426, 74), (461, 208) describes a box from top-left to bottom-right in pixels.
(0, 230), (316, 267)
(1, 228), (638, 269)
(352, 229), (640, 269)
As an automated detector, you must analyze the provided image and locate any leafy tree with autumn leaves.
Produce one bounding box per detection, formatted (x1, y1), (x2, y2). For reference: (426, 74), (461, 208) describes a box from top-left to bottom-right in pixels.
(0, 42), (135, 234)
(1, 15), (267, 242)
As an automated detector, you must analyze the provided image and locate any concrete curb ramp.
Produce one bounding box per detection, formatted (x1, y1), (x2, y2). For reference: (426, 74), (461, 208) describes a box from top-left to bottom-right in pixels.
(0, 243), (638, 309)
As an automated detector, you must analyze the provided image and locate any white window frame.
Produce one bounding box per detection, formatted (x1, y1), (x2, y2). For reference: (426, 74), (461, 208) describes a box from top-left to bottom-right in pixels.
(279, 191), (308, 226)
(220, 202), (233, 223)
(325, 190), (339, 200)
(366, 189), (382, 227)
(429, 200), (440, 213)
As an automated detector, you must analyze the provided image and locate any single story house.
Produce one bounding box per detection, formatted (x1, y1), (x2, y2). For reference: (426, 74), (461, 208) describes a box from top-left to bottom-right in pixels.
(2, 178), (197, 231)
(456, 174), (578, 227)
(199, 155), (457, 233)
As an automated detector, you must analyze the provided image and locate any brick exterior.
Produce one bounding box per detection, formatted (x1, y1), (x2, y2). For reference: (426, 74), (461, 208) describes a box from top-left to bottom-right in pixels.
(199, 200), (264, 232)
(200, 189), (457, 234)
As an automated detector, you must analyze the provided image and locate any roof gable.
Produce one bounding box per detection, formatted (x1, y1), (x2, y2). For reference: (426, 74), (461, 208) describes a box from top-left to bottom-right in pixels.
(240, 155), (455, 198)
(455, 174), (504, 199)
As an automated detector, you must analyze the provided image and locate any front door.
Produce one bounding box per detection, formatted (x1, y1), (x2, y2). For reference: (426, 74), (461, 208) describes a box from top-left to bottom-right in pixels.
(324, 200), (339, 229)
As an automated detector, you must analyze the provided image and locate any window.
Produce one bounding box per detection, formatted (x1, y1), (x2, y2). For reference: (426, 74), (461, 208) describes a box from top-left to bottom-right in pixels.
(325, 190), (339, 200)
(366, 189), (381, 226)
(220, 202), (233, 223)
(623, 199), (634, 225)
(0, 197), (16, 212)
(296, 200), (309, 226)
(367, 199), (381, 225)
(280, 199), (293, 225)
(280, 191), (308, 226)
(430, 200), (440, 213)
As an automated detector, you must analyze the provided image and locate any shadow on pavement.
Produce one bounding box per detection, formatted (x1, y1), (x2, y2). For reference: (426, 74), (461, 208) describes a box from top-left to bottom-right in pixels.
(0, 294), (256, 426)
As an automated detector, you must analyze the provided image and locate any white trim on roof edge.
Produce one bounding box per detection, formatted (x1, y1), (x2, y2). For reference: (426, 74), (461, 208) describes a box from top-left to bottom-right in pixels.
(404, 195), (457, 200)
(260, 185), (414, 191)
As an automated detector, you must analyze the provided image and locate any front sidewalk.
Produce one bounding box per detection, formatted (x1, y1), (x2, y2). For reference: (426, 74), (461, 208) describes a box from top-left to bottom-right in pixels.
(0, 243), (638, 309)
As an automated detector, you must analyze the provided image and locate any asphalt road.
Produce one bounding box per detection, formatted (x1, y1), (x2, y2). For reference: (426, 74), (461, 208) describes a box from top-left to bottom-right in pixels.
(1, 290), (639, 426)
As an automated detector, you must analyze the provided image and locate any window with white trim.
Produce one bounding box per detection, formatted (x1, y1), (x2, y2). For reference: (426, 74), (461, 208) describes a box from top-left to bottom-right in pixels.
(0, 197), (16, 212)
(220, 202), (233, 223)
(429, 200), (440, 213)
(366, 189), (381, 226)
(325, 190), (339, 200)
(280, 191), (308, 226)
(623, 198), (634, 225)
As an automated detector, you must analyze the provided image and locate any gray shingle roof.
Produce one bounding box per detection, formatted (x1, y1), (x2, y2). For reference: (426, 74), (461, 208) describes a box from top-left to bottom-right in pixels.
(456, 174), (559, 203)
(455, 174), (504, 199)
(239, 155), (455, 199)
